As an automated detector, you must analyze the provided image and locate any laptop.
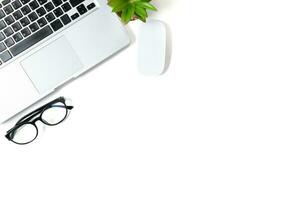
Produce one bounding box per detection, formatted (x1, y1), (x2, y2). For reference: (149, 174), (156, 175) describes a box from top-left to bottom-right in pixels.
(0, 0), (130, 123)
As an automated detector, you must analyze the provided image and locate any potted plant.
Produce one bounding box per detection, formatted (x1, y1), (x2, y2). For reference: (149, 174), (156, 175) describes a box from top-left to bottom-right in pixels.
(108, 0), (157, 24)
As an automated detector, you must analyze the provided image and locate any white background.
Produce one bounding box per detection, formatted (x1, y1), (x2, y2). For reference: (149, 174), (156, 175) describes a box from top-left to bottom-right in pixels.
(1, 0), (300, 199)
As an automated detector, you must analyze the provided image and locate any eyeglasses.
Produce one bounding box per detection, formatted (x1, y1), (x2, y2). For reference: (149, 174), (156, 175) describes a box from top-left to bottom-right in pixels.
(5, 97), (73, 145)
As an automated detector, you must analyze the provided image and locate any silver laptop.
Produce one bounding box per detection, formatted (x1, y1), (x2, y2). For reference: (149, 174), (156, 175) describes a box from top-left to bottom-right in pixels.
(0, 0), (130, 122)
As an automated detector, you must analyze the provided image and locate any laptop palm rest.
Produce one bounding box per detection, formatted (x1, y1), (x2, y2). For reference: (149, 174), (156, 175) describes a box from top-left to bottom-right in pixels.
(21, 36), (83, 94)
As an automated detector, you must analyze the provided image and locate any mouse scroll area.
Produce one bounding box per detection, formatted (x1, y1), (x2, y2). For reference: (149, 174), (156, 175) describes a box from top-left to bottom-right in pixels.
(138, 20), (167, 76)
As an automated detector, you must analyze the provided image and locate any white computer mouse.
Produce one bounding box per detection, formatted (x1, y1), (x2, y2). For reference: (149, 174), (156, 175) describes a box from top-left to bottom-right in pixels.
(138, 20), (167, 75)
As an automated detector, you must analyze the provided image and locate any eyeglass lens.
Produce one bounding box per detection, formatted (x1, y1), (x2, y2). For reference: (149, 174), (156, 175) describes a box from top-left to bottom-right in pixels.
(11, 123), (38, 144)
(41, 102), (68, 125)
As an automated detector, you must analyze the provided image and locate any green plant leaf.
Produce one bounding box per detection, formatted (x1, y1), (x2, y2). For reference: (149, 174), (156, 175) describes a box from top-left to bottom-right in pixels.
(121, 6), (135, 24)
(112, 1), (129, 13)
(108, 0), (157, 23)
(108, 0), (126, 7)
(136, 13), (146, 22)
(135, 6), (147, 18)
(137, 2), (157, 11)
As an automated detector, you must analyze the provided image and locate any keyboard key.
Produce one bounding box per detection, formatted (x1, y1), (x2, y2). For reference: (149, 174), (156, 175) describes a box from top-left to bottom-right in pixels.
(12, 21), (22, 31)
(21, 5), (31, 15)
(11, 0), (22, 9)
(2, 0), (11, 6)
(37, 17), (46, 27)
(12, 32), (22, 42)
(61, 2), (71, 12)
(20, 0), (30, 4)
(20, 27), (30, 37)
(0, 42), (6, 52)
(29, 0), (38, 10)
(4, 37), (14, 47)
(0, 50), (12, 62)
(29, 22), (38, 32)
(3, 5), (13, 15)
(87, 3), (95, 10)
(77, 4), (87, 15)
(10, 25), (53, 56)
(3, 27), (13, 37)
(50, 19), (62, 31)
(52, 0), (62, 6)
(37, 0), (47, 5)
(44, 2), (54, 11)
(0, 9), (5, 19)
(36, 7), (46, 16)
(53, 7), (63, 17)
(70, 13), (79, 20)
(28, 12), (38, 21)
(0, 20), (6, 29)
(45, 12), (54, 22)
(20, 16), (29, 26)
(60, 14), (70, 25)
(0, 32), (5, 41)
(4, 15), (15, 25)
(12, 10), (23, 20)
(69, 0), (84, 7)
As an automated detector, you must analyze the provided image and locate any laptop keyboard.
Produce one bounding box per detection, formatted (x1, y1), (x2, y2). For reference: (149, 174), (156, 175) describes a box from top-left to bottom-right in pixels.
(0, 0), (96, 64)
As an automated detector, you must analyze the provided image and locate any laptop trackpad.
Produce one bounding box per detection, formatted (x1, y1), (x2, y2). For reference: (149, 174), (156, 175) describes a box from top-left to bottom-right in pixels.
(21, 36), (83, 94)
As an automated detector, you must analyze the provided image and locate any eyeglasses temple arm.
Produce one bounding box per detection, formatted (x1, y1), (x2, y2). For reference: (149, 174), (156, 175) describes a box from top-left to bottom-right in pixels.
(5, 133), (11, 140)
(67, 106), (74, 110)
(16, 107), (44, 125)
(16, 97), (65, 124)
(5, 127), (16, 140)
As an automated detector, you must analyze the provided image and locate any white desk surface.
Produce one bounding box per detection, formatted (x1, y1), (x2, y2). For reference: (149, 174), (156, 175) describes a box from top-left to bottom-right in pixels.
(1, 0), (300, 199)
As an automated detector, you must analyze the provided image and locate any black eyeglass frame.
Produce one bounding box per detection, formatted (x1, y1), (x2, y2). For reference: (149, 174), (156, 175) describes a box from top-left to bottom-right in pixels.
(5, 97), (73, 145)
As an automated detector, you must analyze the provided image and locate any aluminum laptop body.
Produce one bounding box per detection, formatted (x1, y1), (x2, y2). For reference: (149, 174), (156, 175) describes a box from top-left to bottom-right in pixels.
(0, 0), (130, 123)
